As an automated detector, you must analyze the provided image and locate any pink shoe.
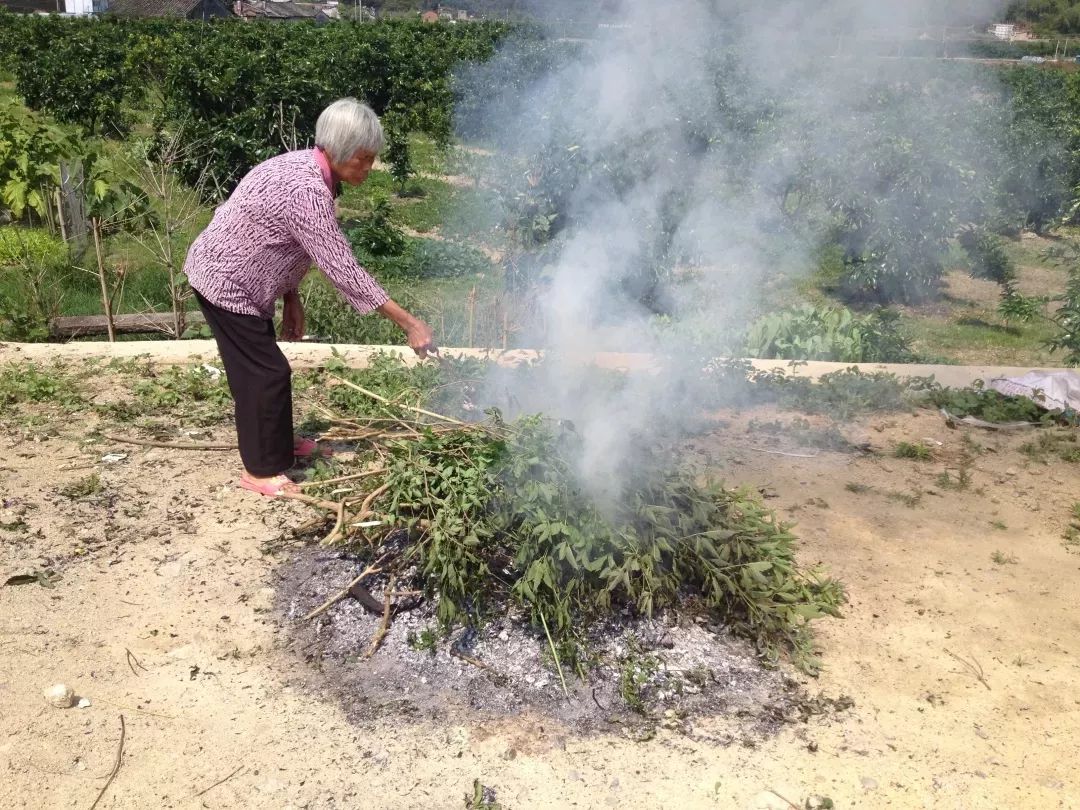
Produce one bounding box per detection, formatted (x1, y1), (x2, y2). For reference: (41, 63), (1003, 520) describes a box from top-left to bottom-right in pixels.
(238, 474), (298, 498)
(294, 438), (333, 458)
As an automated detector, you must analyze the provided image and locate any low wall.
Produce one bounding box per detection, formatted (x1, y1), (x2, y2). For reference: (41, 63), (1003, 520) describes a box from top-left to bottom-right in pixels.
(0, 339), (1058, 389)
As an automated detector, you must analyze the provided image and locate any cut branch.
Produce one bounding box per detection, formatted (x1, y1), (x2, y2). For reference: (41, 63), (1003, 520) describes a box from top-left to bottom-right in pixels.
(364, 574), (397, 658)
(297, 468), (386, 489)
(302, 553), (391, 621)
(328, 375), (470, 427)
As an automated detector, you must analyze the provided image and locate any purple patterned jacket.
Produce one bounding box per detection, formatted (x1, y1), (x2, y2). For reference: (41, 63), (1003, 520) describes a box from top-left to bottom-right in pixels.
(183, 149), (389, 320)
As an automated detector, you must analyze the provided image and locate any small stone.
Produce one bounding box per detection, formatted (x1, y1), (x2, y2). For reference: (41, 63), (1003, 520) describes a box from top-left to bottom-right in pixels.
(498, 630), (509, 642)
(43, 684), (76, 708)
(664, 709), (676, 719)
(77, 697), (91, 709)
(861, 776), (879, 790)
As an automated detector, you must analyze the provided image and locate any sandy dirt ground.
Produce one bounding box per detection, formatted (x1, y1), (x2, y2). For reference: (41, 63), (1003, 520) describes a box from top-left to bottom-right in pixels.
(1, 366), (1079, 809)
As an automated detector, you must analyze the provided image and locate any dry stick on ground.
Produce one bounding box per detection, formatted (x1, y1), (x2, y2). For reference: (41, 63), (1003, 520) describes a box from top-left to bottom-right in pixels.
(449, 646), (500, 675)
(102, 433), (237, 451)
(328, 375), (471, 427)
(192, 765), (245, 799)
(302, 553), (391, 621)
(89, 715), (125, 810)
(364, 574), (397, 658)
(125, 648), (148, 677)
(748, 446), (820, 459)
(945, 648), (991, 690)
(766, 790), (801, 810)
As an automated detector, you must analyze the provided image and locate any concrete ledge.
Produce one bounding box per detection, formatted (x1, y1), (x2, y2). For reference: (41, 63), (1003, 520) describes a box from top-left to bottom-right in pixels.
(0, 340), (1062, 389)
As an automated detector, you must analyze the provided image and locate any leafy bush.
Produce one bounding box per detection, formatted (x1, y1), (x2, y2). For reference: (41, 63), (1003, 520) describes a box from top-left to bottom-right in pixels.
(410, 239), (492, 279)
(927, 380), (1059, 423)
(0, 227), (66, 267)
(745, 304), (916, 363)
(346, 197), (409, 258)
(958, 227), (1017, 286)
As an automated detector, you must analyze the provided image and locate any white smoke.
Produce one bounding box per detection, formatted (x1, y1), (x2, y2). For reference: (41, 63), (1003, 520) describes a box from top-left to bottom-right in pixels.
(463, 0), (1013, 504)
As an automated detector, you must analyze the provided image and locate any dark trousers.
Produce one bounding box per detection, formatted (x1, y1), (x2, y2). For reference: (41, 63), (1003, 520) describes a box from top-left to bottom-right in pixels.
(193, 290), (294, 476)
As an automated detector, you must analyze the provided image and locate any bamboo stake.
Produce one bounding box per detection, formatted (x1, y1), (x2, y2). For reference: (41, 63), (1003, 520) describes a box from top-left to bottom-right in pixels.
(54, 188), (67, 244)
(91, 218), (115, 343)
(467, 285), (476, 347)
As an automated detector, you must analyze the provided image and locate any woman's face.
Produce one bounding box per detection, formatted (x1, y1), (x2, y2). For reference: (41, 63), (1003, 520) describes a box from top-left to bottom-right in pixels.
(332, 149), (377, 186)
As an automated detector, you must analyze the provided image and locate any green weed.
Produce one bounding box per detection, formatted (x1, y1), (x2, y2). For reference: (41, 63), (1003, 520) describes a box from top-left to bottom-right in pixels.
(407, 628), (438, 655)
(935, 466), (972, 491)
(990, 520), (1007, 530)
(928, 382), (1063, 425)
(618, 643), (660, 715)
(59, 474), (102, 500)
(464, 780), (503, 810)
(887, 490), (923, 508)
(894, 441), (933, 460)
(845, 482), (872, 494)
(1020, 431), (1080, 464)
(0, 363), (82, 413)
(990, 551), (1018, 565)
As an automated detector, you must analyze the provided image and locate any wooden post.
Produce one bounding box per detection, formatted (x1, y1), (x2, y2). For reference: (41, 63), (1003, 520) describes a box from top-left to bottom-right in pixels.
(467, 286), (476, 347)
(54, 188), (67, 245)
(91, 218), (116, 343)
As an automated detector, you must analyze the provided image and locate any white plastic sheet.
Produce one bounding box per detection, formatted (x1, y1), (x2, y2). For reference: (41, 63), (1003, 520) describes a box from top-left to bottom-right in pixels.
(988, 371), (1080, 412)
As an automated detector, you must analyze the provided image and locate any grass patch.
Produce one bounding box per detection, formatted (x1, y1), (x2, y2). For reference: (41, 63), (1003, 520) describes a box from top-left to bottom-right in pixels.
(1020, 431), (1080, 464)
(845, 482), (872, 494)
(904, 314), (1059, 367)
(990, 551), (1018, 565)
(894, 441), (934, 460)
(886, 490), (923, 508)
(0, 363), (82, 413)
(59, 474), (102, 500)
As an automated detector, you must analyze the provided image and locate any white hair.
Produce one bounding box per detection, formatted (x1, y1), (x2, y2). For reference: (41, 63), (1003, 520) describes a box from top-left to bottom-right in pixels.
(315, 98), (384, 163)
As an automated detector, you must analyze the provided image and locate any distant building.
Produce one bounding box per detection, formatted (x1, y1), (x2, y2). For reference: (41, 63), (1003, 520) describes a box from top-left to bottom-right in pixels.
(63, 0), (109, 13)
(0, 0), (64, 12)
(991, 23), (1016, 41)
(233, 0), (323, 20)
(109, 0), (233, 17)
(0, 0), (108, 13)
(420, 9), (438, 22)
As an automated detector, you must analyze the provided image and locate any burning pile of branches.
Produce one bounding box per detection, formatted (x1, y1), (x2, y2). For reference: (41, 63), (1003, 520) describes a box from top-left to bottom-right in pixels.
(288, 356), (845, 675)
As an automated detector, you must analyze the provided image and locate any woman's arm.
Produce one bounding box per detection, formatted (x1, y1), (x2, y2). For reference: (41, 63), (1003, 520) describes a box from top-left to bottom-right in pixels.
(285, 187), (436, 355)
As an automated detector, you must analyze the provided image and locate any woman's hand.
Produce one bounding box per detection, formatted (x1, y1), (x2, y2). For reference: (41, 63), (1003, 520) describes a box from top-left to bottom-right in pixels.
(280, 292), (305, 341)
(405, 319), (437, 359)
(377, 300), (438, 358)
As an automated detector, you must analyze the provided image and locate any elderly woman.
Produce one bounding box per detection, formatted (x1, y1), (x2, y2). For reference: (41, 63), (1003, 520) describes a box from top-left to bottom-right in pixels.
(184, 98), (435, 498)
